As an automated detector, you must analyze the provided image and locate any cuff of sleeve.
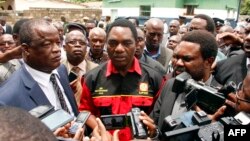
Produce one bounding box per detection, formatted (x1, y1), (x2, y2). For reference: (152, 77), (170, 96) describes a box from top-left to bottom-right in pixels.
(150, 128), (160, 140)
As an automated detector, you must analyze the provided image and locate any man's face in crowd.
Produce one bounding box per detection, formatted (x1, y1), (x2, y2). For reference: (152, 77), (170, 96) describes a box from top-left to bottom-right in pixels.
(89, 30), (106, 56)
(189, 18), (207, 31)
(64, 30), (87, 63)
(135, 28), (145, 59)
(107, 26), (136, 70)
(234, 26), (246, 41)
(169, 21), (179, 35)
(145, 22), (163, 48)
(24, 25), (61, 73)
(178, 27), (188, 37)
(172, 41), (206, 81)
(0, 34), (16, 53)
(86, 22), (96, 34)
(167, 35), (180, 50)
(56, 26), (64, 41)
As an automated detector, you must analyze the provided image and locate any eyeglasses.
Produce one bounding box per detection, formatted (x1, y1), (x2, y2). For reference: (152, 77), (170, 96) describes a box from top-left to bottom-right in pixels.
(66, 40), (86, 46)
(236, 82), (250, 104)
(0, 41), (15, 46)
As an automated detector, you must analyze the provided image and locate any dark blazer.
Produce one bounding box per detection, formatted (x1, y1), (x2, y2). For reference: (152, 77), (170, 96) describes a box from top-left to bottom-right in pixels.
(214, 53), (247, 85)
(5, 24), (12, 34)
(150, 77), (221, 132)
(0, 64), (78, 116)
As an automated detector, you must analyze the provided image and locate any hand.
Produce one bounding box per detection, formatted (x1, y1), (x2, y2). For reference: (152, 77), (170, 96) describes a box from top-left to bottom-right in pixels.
(225, 93), (238, 112)
(193, 105), (226, 122)
(217, 32), (243, 46)
(90, 118), (119, 141)
(54, 122), (85, 141)
(139, 111), (158, 139)
(54, 123), (72, 138)
(0, 45), (22, 63)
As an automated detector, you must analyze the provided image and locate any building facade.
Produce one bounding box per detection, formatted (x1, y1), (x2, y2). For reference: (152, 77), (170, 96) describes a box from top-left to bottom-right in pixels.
(102, 0), (240, 21)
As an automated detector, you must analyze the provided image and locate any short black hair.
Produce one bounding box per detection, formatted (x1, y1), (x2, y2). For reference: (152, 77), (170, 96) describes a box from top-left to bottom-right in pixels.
(127, 17), (139, 27)
(106, 18), (137, 41)
(181, 30), (218, 60)
(19, 19), (52, 46)
(0, 106), (57, 141)
(12, 18), (29, 35)
(194, 14), (216, 34)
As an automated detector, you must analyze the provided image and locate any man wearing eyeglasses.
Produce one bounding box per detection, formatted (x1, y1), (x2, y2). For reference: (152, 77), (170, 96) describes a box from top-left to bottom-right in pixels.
(0, 34), (21, 84)
(61, 30), (98, 106)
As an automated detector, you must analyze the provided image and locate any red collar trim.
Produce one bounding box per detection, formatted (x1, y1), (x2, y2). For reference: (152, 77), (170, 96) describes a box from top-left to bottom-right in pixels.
(106, 57), (142, 77)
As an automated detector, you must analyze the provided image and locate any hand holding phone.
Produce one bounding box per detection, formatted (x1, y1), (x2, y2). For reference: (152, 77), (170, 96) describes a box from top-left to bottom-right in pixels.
(41, 109), (74, 132)
(69, 111), (91, 134)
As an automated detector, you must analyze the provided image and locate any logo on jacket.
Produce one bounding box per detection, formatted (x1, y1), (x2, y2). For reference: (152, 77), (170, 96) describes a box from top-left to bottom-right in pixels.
(95, 87), (108, 95)
(139, 83), (148, 95)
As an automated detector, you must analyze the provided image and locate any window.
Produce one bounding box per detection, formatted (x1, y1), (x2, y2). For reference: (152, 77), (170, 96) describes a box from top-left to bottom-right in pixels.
(140, 5), (151, 17)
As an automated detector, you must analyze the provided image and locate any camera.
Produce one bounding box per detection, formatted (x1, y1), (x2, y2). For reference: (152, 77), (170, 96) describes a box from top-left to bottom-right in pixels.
(100, 107), (148, 139)
(172, 72), (236, 114)
(163, 111), (250, 141)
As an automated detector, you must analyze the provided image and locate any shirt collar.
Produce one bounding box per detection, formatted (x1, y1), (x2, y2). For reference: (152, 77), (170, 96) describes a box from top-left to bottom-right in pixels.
(144, 45), (161, 60)
(106, 57), (142, 77)
(25, 63), (59, 87)
(68, 60), (86, 75)
(204, 74), (213, 86)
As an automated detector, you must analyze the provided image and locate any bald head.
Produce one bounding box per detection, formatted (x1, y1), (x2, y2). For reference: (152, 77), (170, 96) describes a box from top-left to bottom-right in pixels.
(145, 18), (164, 48)
(88, 27), (106, 56)
(146, 18), (164, 31)
(65, 30), (86, 42)
(219, 25), (234, 34)
(88, 27), (106, 39)
(169, 20), (180, 36)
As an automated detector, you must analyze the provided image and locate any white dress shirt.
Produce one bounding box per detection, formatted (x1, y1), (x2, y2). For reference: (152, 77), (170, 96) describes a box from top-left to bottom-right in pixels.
(25, 63), (74, 116)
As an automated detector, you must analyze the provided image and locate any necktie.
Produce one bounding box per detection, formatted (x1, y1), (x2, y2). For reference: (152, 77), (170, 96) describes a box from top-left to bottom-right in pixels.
(50, 74), (70, 113)
(71, 66), (80, 75)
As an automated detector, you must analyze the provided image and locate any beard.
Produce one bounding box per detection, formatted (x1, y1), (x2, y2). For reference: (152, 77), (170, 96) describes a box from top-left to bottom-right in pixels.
(188, 67), (205, 81)
(174, 66), (205, 81)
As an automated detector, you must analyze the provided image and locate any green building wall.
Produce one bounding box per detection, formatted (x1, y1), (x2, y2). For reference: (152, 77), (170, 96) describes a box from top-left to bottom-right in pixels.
(103, 0), (238, 10)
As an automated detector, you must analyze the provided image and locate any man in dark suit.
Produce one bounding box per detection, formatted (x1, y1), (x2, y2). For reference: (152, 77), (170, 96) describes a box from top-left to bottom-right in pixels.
(0, 19), (78, 116)
(214, 33), (250, 86)
(146, 31), (224, 140)
(0, 16), (12, 34)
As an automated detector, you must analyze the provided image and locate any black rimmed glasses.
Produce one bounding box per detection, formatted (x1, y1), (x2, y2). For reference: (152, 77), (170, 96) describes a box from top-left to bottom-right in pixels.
(236, 82), (250, 104)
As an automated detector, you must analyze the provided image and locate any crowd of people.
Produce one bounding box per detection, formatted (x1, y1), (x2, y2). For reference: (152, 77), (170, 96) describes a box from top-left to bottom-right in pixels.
(0, 13), (249, 141)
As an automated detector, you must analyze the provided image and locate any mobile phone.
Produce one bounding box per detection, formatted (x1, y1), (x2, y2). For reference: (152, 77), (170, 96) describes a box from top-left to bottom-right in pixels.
(29, 105), (55, 119)
(69, 111), (91, 134)
(100, 114), (128, 130)
(41, 109), (74, 132)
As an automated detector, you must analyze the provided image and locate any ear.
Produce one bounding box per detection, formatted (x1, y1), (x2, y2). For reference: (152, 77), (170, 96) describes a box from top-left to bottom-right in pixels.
(12, 34), (18, 41)
(21, 43), (30, 56)
(205, 57), (215, 69)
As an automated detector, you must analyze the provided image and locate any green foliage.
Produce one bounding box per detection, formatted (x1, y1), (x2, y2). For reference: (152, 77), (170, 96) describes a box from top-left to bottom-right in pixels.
(241, 0), (250, 15)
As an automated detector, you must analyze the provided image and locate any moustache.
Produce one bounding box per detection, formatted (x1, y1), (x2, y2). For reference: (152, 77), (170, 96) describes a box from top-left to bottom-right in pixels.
(174, 66), (186, 73)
